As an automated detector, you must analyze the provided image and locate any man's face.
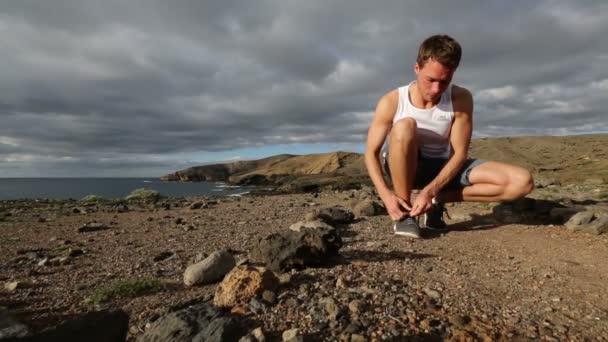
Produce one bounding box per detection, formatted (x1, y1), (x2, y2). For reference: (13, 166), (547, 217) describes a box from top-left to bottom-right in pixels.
(414, 59), (455, 103)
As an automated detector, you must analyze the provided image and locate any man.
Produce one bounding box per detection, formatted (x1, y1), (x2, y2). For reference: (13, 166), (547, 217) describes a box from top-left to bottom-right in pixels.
(365, 34), (534, 238)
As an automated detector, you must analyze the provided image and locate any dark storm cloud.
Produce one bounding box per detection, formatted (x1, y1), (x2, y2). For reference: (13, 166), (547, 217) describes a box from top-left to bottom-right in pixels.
(1, 0), (607, 176)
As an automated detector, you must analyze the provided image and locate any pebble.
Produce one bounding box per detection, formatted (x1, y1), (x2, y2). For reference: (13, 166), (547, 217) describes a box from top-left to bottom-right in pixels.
(282, 328), (301, 341)
(423, 288), (441, 300)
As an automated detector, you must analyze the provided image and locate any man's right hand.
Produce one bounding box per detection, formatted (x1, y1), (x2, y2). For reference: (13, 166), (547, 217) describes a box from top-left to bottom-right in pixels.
(381, 192), (411, 221)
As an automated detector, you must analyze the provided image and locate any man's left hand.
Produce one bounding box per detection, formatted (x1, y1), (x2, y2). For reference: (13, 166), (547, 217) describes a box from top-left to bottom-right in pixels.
(409, 191), (433, 217)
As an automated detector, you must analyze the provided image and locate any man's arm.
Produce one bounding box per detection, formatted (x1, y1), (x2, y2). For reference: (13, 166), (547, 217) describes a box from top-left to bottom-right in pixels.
(365, 90), (411, 221)
(410, 86), (473, 216)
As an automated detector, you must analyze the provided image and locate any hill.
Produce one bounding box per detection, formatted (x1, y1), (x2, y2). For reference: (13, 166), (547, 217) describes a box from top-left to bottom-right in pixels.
(160, 134), (608, 190)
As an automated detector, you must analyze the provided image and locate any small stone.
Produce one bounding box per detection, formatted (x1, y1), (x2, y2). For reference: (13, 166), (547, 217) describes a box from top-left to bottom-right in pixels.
(252, 327), (265, 342)
(348, 300), (362, 315)
(423, 288), (441, 299)
(77, 222), (109, 233)
(262, 290), (276, 304)
(282, 328), (300, 341)
(4, 282), (21, 292)
(351, 334), (366, 342)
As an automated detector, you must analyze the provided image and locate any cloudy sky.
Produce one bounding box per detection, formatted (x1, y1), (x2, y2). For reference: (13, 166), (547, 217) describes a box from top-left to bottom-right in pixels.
(1, 0), (607, 177)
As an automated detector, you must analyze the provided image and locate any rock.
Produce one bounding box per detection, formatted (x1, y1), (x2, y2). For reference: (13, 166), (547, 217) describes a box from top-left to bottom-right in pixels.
(214, 266), (279, 307)
(550, 207), (583, 223)
(351, 334), (366, 342)
(348, 300), (362, 315)
(3, 282), (22, 292)
(189, 201), (207, 210)
(239, 327), (266, 342)
(282, 328), (301, 342)
(138, 303), (247, 342)
(581, 214), (608, 235)
(77, 222), (109, 233)
(248, 227), (342, 272)
(289, 220), (334, 232)
(312, 207), (355, 225)
(492, 198), (546, 224)
(17, 309), (128, 342)
(423, 288), (441, 300)
(153, 251), (175, 262)
(125, 188), (160, 203)
(534, 176), (560, 188)
(323, 297), (340, 320)
(0, 307), (30, 339)
(565, 211), (595, 231)
(261, 290), (276, 304)
(353, 200), (384, 217)
(184, 250), (236, 286)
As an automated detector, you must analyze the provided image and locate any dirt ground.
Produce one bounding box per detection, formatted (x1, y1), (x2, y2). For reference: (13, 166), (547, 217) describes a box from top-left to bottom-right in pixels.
(1, 179), (608, 340)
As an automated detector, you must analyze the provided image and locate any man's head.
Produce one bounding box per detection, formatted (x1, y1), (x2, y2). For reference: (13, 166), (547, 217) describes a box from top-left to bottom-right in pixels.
(414, 35), (462, 102)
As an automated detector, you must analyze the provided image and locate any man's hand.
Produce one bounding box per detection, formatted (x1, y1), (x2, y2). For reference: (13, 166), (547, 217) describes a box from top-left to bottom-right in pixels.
(409, 191), (433, 217)
(381, 192), (411, 221)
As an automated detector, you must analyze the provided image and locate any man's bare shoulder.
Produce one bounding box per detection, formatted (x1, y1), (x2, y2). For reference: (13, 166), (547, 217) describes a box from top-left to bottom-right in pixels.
(378, 88), (399, 107)
(374, 88), (400, 121)
(451, 85), (473, 113)
(452, 85), (472, 100)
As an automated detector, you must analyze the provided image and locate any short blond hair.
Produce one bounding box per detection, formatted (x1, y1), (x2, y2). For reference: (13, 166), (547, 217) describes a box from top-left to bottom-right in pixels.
(416, 35), (462, 70)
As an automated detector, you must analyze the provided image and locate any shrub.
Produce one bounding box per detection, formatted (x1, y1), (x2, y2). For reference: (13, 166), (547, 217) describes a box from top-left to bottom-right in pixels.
(81, 194), (102, 202)
(89, 278), (164, 305)
(125, 188), (161, 202)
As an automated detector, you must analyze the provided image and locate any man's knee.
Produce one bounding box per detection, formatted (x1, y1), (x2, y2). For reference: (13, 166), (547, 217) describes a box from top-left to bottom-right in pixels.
(506, 169), (534, 200)
(390, 118), (417, 145)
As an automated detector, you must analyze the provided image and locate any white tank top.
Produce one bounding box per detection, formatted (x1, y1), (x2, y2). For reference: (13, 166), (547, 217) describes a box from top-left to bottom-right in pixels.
(391, 81), (455, 158)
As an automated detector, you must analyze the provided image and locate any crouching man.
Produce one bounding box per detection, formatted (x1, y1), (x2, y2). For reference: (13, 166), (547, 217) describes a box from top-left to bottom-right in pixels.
(365, 34), (534, 238)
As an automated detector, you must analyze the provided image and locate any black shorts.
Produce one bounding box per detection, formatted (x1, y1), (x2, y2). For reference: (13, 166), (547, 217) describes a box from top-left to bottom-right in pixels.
(382, 152), (485, 190)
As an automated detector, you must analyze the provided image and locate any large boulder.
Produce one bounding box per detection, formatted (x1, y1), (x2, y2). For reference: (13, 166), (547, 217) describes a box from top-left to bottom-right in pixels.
(308, 206), (355, 225)
(138, 303), (248, 342)
(0, 307), (29, 339)
(289, 220), (334, 232)
(214, 266), (279, 308)
(183, 250), (236, 286)
(248, 227), (342, 272)
(3, 309), (128, 342)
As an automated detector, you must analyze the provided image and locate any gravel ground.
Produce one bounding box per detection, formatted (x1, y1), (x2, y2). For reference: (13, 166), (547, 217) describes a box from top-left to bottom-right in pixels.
(1, 186), (608, 341)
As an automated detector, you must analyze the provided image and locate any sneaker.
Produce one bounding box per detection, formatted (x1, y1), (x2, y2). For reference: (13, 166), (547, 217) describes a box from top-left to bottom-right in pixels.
(393, 216), (421, 238)
(421, 200), (450, 230)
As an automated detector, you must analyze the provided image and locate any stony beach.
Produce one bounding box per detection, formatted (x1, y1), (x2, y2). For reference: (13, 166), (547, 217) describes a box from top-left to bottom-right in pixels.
(1, 177), (607, 341)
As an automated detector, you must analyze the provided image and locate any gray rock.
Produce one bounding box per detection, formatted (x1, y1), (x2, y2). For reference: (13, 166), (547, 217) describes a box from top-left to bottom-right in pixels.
(184, 250), (236, 286)
(189, 201), (206, 210)
(313, 207), (355, 225)
(289, 220), (334, 232)
(9, 309), (128, 342)
(248, 227), (342, 272)
(550, 207), (583, 223)
(353, 200), (384, 217)
(77, 222), (109, 233)
(581, 214), (608, 235)
(0, 307), (29, 339)
(534, 176), (560, 188)
(138, 303), (248, 342)
(565, 211), (595, 231)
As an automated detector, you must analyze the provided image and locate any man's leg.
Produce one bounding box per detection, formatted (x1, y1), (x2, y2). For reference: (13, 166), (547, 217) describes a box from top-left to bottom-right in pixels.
(387, 118), (423, 238)
(387, 118), (418, 204)
(440, 161), (534, 203)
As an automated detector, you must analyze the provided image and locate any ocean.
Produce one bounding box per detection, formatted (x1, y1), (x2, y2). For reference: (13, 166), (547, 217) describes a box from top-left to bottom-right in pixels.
(0, 178), (258, 200)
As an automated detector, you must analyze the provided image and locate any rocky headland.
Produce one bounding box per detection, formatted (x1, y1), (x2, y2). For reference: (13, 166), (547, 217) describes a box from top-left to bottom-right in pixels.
(1, 134), (608, 341)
